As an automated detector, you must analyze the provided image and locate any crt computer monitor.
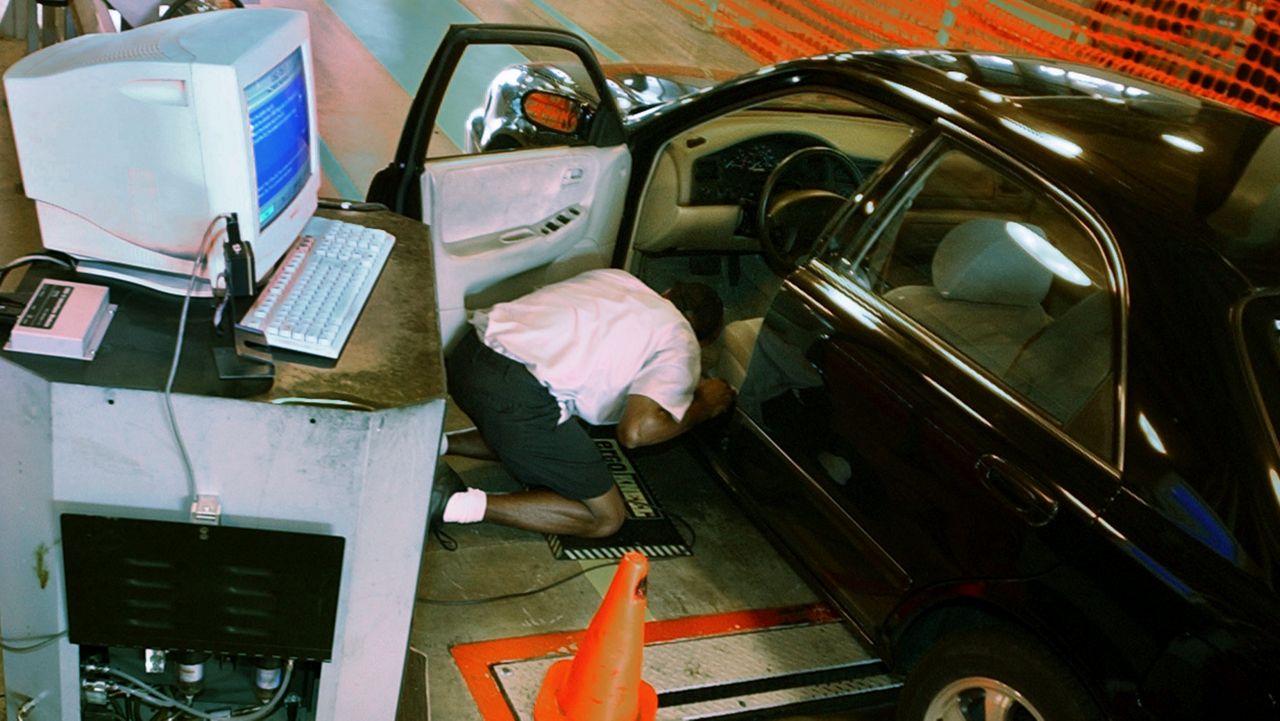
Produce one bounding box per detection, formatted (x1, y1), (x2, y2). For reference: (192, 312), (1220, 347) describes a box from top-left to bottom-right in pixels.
(3, 8), (319, 296)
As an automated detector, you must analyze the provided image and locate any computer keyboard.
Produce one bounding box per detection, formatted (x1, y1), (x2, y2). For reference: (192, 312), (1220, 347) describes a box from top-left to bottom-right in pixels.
(237, 216), (395, 359)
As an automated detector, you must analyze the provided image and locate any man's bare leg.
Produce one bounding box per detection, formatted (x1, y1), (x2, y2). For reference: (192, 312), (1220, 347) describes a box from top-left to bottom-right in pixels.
(442, 429), (625, 538)
(483, 485), (626, 538)
(445, 428), (499, 461)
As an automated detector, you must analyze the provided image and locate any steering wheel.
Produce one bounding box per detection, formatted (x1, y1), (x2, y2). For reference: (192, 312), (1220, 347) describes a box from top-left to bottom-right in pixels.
(757, 146), (863, 274)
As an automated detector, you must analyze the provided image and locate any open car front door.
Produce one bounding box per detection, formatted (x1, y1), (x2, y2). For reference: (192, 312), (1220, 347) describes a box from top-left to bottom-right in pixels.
(368, 25), (631, 350)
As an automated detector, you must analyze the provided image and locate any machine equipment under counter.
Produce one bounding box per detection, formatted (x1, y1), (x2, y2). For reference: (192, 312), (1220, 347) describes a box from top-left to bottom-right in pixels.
(0, 209), (447, 721)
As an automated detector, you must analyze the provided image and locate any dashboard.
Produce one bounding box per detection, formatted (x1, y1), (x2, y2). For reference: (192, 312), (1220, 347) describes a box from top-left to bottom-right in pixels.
(690, 133), (827, 206)
(631, 111), (912, 255)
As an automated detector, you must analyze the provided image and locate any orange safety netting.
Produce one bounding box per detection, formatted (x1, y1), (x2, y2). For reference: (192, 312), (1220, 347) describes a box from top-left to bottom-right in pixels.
(664, 0), (1280, 124)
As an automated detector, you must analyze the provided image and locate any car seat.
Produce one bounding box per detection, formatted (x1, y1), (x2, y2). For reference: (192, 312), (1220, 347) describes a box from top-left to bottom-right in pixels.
(717, 316), (765, 390)
(1006, 291), (1114, 455)
(885, 218), (1053, 374)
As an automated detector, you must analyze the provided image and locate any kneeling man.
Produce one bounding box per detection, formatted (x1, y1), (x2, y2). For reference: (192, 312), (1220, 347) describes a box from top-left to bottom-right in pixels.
(436, 269), (735, 538)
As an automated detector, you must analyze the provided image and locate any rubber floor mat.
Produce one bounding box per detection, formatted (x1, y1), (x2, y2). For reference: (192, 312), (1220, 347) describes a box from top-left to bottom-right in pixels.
(545, 434), (692, 560)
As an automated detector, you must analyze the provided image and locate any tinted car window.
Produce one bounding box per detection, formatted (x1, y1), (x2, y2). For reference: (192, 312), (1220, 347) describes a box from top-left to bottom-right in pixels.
(841, 146), (1117, 457)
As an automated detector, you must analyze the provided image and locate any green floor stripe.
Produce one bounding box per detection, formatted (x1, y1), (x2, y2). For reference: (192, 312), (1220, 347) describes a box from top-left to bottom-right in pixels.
(319, 137), (362, 202)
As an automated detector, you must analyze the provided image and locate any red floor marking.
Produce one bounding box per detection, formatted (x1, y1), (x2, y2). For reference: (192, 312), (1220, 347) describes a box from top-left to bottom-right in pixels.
(451, 602), (840, 721)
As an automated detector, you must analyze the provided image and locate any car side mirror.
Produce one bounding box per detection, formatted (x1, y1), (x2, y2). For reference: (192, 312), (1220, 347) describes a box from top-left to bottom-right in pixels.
(522, 91), (583, 134)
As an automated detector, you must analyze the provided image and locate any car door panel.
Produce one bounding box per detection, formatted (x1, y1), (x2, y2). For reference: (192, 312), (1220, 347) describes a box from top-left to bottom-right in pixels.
(726, 412), (912, 633)
(771, 273), (1057, 584)
(727, 231), (1119, 637)
(367, 24), (629, 350)
(816, 320), (1082, 581)
(725, 276), (912, 628)
(425, 145), (631, 349)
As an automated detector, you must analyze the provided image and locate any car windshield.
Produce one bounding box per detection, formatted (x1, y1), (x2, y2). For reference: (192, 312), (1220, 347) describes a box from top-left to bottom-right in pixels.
(753, 92), (890, 118)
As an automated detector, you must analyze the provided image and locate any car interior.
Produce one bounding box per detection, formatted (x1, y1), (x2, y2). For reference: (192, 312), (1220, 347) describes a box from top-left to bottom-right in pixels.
(624, 92), (916, 375)
(629, 93), (912, 255)
(844, 146), (1116, 457)
(622, 101), (1116, 459)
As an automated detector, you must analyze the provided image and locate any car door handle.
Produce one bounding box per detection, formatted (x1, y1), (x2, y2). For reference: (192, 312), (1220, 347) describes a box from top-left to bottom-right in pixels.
(499, 229), (536, 244)
(976, 454), (1058, 526)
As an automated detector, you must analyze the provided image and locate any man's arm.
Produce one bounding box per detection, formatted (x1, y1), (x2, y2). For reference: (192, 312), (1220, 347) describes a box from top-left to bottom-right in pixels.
(616, 378), (736, 449)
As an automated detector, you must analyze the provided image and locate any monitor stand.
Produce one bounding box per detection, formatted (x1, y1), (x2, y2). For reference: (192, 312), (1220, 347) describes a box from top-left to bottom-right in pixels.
(213, 294), (274, 380)
(212, 328), (275, 379)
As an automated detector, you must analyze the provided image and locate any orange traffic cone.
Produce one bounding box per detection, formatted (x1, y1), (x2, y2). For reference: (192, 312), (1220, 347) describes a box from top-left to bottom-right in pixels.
(533, 551), (658, 721)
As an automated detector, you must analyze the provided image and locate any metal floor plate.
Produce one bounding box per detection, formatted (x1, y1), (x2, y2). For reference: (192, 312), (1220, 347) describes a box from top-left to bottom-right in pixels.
(491, 621), (900, 720)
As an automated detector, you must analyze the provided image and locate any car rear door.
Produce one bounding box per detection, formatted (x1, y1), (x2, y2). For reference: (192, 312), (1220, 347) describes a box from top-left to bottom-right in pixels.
(724, 129), (1124, 633)
(368, 25), (631, 350)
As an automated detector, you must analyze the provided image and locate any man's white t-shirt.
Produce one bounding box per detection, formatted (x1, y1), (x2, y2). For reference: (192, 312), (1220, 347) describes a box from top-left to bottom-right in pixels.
(471, 269), (700, 426)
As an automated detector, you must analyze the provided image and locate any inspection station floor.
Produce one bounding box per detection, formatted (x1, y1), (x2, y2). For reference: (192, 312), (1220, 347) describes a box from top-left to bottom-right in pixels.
(413, 432), (897, 721)
(0, 0), (898, 718)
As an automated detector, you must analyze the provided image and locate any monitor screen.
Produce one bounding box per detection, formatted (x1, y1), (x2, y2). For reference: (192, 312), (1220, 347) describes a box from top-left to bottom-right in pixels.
(3, 8), (320, 296)
(248, 47), (311, 232)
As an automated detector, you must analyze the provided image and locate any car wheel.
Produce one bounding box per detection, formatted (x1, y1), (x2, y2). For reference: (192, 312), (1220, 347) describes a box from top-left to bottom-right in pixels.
(898, 625), (1103, 721)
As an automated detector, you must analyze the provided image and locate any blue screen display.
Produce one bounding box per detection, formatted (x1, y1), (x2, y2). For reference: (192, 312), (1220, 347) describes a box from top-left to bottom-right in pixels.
(246, 48), (310, 230)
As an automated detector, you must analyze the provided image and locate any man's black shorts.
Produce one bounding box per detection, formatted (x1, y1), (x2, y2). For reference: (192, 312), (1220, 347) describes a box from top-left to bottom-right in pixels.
(446, 330), (615, 501)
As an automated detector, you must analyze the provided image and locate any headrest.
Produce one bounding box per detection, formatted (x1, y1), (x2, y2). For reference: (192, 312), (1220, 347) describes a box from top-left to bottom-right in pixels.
(933, 219), (1053, 306)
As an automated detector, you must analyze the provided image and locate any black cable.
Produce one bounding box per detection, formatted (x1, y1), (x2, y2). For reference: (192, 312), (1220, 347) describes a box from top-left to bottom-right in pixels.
(98, 698), (130, 721)
(103, 697), (127, 721)
(0, 252), (76, 289)
(430, 526), (458, 552)
(284, 693), (301, 721)
(87, 660), (294, 721)
(418, 561), (615, 606)
(416, 546), (706, 606)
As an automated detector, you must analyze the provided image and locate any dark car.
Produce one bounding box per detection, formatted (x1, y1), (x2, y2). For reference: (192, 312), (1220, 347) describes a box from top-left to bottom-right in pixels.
(371, 27), (1280, 720)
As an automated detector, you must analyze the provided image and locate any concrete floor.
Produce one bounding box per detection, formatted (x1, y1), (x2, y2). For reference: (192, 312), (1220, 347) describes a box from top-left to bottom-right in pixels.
(0, 2), (897, 719)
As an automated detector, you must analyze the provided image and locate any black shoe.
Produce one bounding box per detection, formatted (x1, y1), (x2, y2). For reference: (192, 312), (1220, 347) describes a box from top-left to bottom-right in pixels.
(429, 464), (466, 530)
(429, 465), (466, 552)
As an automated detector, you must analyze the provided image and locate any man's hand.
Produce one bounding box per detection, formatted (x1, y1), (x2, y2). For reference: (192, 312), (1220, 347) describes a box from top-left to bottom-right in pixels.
(617, 380), (737, 449)
(695, 377), (735, 419)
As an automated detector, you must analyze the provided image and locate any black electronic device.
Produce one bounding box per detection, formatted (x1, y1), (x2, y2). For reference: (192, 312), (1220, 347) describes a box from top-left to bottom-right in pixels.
(60, 514), (344, 661)
(223, 213), (257, 299)
(0, 291), (32, 325)
(213, 212), (275, 380)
